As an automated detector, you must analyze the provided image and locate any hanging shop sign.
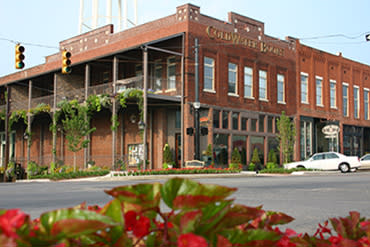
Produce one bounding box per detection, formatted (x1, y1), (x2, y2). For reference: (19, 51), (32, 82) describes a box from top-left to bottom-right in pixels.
(322, 124), (340, 136)
(205, 26), (285, 57)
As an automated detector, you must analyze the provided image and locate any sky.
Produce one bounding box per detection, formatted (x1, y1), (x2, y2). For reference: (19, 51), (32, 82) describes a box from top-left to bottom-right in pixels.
(0, 0), (369, 77)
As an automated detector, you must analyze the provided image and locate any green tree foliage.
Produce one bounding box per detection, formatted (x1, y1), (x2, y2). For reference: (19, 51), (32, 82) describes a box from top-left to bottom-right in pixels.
(231, 148), (241, 164)
(267, 149), (278, 164)
(276, 111), (296, 164)
(251, 148), (261, 165)
(59, 100), (96, 171)
(163, 143), (173, 167)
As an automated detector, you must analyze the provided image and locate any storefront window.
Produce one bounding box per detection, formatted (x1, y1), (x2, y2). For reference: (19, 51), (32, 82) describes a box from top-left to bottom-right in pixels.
(251, 119), (257, 132)
(232, 112), (239, 130)
(241, 117), (248, 131)
(213, 110), (220, 128)
(259, 115), (265, 132)
(233, 135), (246, 165)
(250, 136), (264, 165)
(268, 137), (280, 165)
(214, 134), (228, 166)
(267, 116), (273, 133)
(222, 111), (229, 129)
(300, 120), (312, 160)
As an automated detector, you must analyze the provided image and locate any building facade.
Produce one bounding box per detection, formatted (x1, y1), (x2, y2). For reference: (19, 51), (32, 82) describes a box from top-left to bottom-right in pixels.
(0, 4), (369, 171)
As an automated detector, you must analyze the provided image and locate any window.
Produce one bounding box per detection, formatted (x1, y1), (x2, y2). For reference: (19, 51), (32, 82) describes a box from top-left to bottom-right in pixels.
(330, 80), (336, 108)
(213, 110), (220, 128)
(259, 70), (267, 100)
(241, 117), (248, 131)
(228, 63), (238, 95)
(167, 57), (176, 90)
(232, 112), (239, 130)
(175, 110), (181, 129)
(154, 60), (162, 92)
(244, 66), (253, 98)
(204, 57), (215, 91)
(300, 120), (312, 160)
(277, 74), (285, 103)
(300, 73), (308, 103)
(315, 76), (323, 106)
(354, 86), (360, 119)
(135, 64), (143, 76)
(259, 115), (265, 132)
(267, 116), (273, 133)
(222, 111), (229, 129)
(343, 83), (349, 116)
(0, 131), (16, 166)
(251, 119), (257, 132)
(365, 89), (369, 120)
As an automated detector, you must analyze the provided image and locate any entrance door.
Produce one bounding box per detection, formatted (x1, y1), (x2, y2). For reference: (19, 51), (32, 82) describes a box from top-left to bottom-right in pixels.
(175, 133), (181, 168)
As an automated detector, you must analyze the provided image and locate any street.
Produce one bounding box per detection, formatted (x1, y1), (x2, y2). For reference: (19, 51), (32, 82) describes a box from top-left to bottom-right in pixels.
(1, 171), (370, 234)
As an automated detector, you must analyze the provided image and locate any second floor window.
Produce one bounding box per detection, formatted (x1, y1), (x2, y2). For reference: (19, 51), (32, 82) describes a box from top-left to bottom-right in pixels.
(354, 86), (360, 119)
(204, 57), (215, 91)
(259, 70), (267, 100)
(244, 66), (253, 98)
(316, 76), (323, 106)
(330, 80), (336, 108)
(365, 89), (369, 120)
(228, 63), (237, 95)
(301, 73), (308, 103)
(167, 57), (176, 90)
(343, 83), (348, 117)
(277, 74), (285, 103)
(154, 60), (162, 92)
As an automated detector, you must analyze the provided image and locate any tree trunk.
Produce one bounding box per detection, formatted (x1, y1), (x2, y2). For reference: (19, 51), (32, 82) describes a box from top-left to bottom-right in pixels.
(73, 153), (77, 172)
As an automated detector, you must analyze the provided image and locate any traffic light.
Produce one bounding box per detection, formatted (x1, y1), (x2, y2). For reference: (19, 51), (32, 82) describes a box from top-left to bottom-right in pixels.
(62, 50), (72, 74)
(15, 44), (25, 69)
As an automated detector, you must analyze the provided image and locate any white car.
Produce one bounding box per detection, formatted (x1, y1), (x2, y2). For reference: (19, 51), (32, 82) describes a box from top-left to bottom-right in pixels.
(284, 152), (361, 173)
(359, 154), (370, 169)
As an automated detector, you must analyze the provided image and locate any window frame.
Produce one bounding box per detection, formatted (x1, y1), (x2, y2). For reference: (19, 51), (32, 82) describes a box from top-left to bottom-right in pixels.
(244, 66), (253, 99)
(300, 72), (309, 104)
(259, 70), (268, 101)
(277, 73), (285, 104)
(330, 79), (337, 109)
(228, 62), (238, 96)
(203, 56), (215, 93)
(343, 82), (349, 117)
(166, 56), (176, 91)
(315, 76), (323, 106)
(354, 85), (360, 119)
(364, 88), (369, 120)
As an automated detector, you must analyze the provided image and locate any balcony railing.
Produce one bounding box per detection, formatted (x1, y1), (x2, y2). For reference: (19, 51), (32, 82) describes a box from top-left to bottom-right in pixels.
(0, 75), (182, 112)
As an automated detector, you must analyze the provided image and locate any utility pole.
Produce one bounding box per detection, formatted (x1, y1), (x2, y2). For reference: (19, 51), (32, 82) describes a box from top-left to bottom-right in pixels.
(194, 38), (200, 160)
(3, 86), (10, 182)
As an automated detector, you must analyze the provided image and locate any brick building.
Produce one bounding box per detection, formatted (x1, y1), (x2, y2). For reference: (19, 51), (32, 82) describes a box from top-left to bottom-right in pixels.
(0, 4), (369, 171)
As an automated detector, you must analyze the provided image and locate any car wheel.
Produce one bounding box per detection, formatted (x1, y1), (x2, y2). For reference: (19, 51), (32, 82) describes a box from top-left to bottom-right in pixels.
(339, 163), (350, 173)
(297, 165), (305, 169)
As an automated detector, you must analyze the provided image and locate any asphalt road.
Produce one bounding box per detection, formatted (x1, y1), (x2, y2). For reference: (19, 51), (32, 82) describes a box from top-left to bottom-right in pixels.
(1, 171), (370, 235)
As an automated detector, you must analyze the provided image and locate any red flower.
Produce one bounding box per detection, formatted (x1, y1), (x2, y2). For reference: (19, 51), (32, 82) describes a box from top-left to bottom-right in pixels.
(124, 211), (138, 231)
(0, 209), (27, 239)
(178, 233), (208, 247)
(329, 235), (343, 245)
(133, 215), (150, 238)
(277, 235), (296, 247)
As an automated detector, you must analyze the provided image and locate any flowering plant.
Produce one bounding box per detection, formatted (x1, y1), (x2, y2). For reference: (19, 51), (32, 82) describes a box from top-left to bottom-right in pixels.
(1, 177), (370, 246)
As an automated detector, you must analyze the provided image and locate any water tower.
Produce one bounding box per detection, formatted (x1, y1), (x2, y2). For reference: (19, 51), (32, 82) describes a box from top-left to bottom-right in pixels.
(79, 0), (138, 34)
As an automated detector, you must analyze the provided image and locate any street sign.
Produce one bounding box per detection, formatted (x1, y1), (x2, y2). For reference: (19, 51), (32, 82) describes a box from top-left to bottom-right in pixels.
(366, 34), (370, 42)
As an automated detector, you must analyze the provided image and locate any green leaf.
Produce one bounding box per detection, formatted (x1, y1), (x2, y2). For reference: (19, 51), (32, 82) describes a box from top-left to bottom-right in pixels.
(100, 198), (125, 243)
(221, 228), (280, 244)
(40, 208), (117, 235)
(105, 182), (161, 211)
(265, 211), (295, 226)
(161, 178), (237, 210)
(179, 210), (203, 234)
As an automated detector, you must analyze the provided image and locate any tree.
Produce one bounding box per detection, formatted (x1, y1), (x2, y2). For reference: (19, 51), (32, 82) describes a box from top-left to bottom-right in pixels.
(60, 100), (96, 172)
(163, 143), (174, 168)
(276, 111), (296, 164)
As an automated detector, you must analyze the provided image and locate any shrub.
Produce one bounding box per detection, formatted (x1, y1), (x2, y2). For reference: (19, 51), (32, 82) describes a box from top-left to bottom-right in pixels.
(251, 148), (261, 164)
(266, 162), (277, 170)
(268, 149), (278, 164)
(248, 162), (256, 171)
(26, 161), (39, 176)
